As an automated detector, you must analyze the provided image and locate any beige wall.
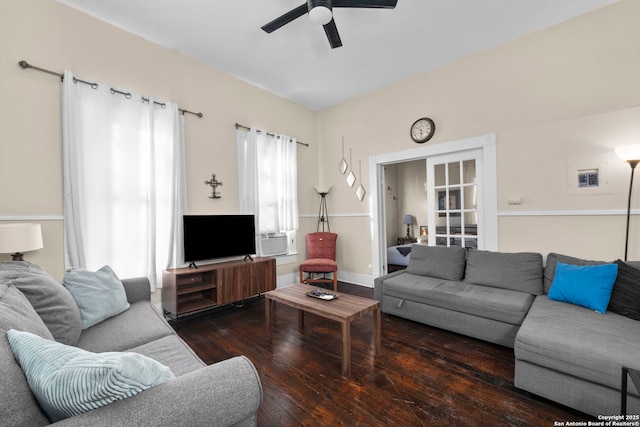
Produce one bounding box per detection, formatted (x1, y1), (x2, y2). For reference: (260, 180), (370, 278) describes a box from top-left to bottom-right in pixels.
(2, 0), (639, 285)
(0, 0), (318, 281)
(317, 0), (640, 281)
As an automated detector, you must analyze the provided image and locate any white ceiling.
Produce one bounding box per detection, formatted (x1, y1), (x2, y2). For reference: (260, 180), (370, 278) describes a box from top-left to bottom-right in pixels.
(56, 0), (619, 111)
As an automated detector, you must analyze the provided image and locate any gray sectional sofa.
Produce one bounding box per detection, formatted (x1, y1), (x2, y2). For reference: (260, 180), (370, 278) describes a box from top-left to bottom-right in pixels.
(374, 246), (640, 417)
(0, 261), (263, 427)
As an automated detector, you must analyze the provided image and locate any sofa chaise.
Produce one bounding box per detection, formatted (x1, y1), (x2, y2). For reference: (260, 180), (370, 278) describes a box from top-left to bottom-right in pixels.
(374, 246), (640, 417)
(514, 252), (640, 417)
(0, 261), (263, 427)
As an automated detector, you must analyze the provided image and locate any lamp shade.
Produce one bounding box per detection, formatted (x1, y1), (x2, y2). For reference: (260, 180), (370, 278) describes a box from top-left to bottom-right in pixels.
(0, 223), (43, 255)
(314, 185), (332, 195)
(403, 214), (412, 225)
(615, 144), (640, 162)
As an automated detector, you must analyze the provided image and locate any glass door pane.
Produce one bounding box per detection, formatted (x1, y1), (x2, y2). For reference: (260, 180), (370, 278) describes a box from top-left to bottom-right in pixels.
(427, 151), (481, 249)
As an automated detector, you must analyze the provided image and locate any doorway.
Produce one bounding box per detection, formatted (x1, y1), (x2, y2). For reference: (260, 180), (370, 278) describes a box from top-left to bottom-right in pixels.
(369, 134), (498, 277)
(383, 160), (427, 248)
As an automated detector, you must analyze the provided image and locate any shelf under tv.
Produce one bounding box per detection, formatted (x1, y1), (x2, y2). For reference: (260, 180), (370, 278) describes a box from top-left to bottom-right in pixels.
(162, 257), (276, 328)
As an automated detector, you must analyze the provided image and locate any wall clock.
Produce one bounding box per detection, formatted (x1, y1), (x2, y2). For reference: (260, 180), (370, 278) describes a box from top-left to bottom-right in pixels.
(410, 117), (435, 143)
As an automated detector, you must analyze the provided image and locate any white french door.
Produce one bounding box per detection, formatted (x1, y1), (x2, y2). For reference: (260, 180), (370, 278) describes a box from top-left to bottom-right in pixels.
(426, 150), (483, 249)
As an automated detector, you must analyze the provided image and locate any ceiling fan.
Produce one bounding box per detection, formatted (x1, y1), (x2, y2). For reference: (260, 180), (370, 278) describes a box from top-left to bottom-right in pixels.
(261, 0), (398, 49)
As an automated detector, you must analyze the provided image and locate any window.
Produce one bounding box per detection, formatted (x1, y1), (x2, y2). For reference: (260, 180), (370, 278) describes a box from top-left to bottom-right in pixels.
(236, 128), (298, 258)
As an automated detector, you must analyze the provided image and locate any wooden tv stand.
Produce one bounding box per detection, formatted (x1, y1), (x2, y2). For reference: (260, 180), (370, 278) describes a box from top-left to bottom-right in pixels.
(162, 256), (276, 324)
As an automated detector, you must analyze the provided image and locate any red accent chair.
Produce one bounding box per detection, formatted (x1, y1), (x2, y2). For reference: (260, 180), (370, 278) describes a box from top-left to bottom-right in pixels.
(299, 232), (338, 292)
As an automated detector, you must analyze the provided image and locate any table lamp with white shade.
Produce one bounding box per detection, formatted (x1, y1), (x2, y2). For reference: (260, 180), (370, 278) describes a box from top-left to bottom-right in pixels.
(0, 223), (44, 261)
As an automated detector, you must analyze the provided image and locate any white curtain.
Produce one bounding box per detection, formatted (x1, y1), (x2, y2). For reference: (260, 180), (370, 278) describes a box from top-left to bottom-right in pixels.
(62, 70), (187, 290)
(237, 128), (298, 235)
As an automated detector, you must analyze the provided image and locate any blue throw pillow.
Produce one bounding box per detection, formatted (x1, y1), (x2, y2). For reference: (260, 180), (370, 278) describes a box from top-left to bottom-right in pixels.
(7, 329), (174, 422)
(63, 265), (130, 329)
(548, 262), (618, 314)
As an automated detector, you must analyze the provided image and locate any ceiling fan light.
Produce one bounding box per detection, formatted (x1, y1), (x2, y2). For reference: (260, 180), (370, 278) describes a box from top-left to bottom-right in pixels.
(309, 6), (332, 25)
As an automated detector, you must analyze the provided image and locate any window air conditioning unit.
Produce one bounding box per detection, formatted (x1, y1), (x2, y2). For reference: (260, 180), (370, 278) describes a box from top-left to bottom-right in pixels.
(259, 233), (288, 256)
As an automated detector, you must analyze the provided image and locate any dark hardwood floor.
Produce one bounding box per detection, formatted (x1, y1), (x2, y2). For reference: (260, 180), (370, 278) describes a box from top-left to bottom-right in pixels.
(176, 282), (592, 427)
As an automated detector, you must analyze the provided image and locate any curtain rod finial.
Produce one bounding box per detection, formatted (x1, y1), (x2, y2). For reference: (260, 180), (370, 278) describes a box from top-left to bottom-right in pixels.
(18, 60), (30, 69)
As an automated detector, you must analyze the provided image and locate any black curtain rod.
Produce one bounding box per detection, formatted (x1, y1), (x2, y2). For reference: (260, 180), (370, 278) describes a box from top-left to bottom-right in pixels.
(234, 122), (308, 147)
(18, 60), (203, 118)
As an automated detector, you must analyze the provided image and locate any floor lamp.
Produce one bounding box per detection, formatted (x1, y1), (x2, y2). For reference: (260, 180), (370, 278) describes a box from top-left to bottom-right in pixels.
(314, 185), (332, 232)
(615, 145), (640, 261)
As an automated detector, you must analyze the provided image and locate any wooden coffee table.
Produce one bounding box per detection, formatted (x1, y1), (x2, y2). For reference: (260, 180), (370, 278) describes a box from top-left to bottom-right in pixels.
(265, 284), (381, 377)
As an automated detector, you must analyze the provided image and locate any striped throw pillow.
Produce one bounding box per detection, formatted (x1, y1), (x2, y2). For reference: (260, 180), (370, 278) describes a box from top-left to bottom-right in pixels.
(7, 329), (174, 422)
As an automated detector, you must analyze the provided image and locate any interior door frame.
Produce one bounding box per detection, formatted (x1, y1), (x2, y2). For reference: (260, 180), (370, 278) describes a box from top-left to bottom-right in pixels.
(369, 133), (498, 278)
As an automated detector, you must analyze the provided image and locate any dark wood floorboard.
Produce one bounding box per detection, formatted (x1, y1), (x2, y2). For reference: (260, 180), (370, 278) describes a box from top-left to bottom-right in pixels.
(176, 282), (593, 427)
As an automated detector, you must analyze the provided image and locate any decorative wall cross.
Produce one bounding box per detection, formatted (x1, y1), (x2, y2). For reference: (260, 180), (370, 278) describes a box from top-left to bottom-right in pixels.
(204, 174), (223, 199)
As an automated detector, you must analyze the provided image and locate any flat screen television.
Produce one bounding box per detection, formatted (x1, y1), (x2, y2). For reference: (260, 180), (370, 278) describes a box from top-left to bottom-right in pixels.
(183, 215), (256, 266)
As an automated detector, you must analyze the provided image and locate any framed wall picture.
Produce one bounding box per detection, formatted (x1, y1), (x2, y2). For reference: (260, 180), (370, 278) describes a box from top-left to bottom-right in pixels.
(419, 226), (428, 235)
(438, 189), (461, 217)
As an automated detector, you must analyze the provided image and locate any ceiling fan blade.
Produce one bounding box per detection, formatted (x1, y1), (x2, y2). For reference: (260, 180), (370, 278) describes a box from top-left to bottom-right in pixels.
(323, 19), (342, 49)
(261, 3), (308, 33)
(332, 0), (398, 8)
